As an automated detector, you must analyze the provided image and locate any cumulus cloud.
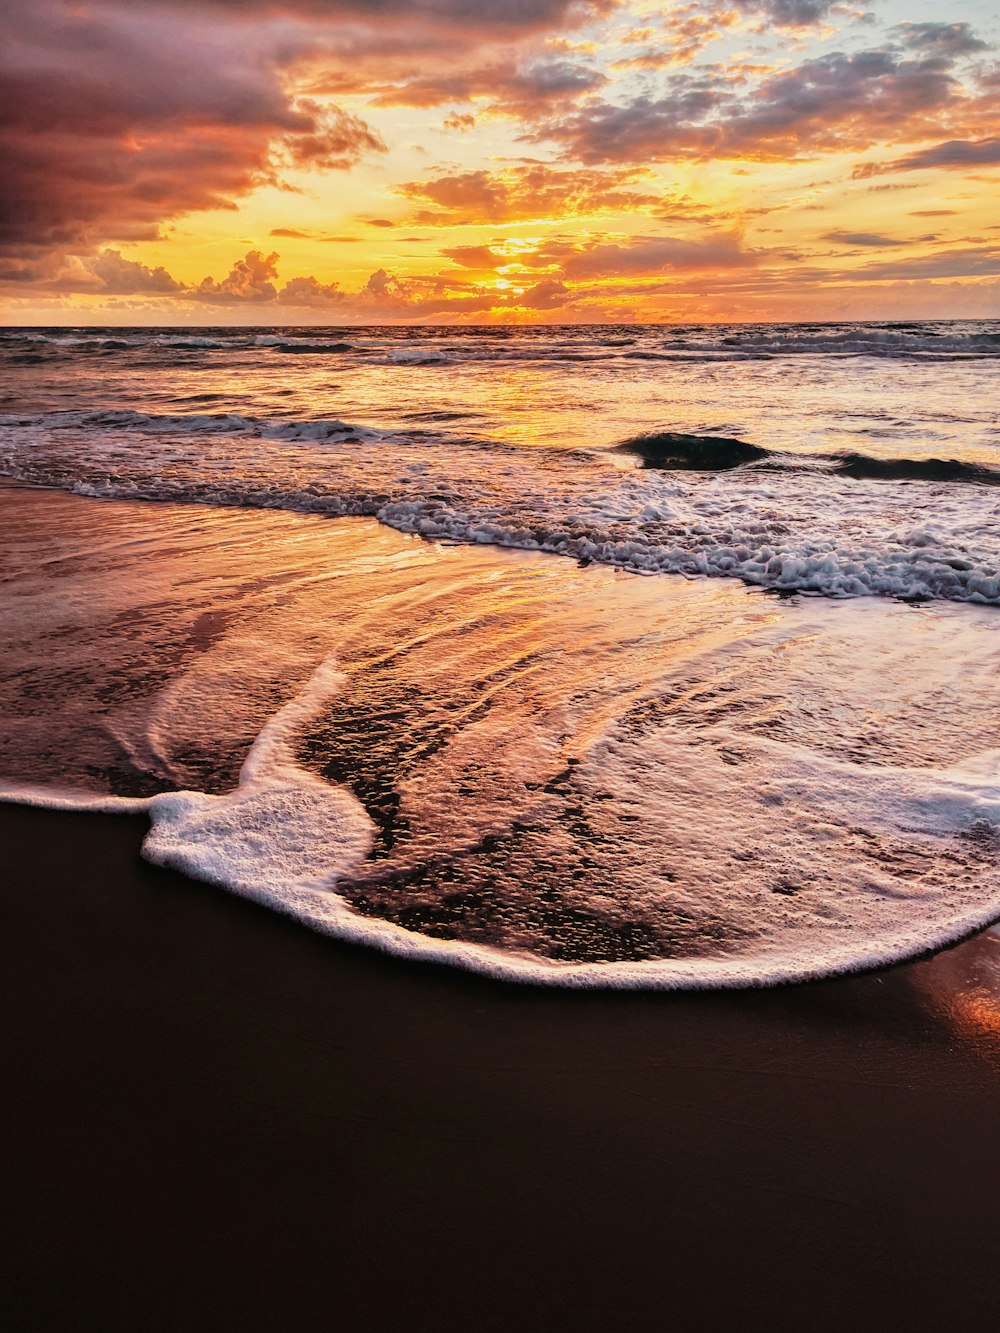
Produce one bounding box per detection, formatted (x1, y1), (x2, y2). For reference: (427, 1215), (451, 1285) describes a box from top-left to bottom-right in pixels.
(195, 250), (281, 303)
(84, 250), (184, 294)
(277, 274), (347, 305)
(518, 277), (574, 308)
(179, 248), (581, 317)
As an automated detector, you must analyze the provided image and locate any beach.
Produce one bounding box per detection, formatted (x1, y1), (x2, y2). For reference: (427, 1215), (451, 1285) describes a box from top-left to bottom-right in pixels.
(3, 321), (1000, 1328)
(5, 0), (1000, 1321)
(4, 798), (1000, 1330)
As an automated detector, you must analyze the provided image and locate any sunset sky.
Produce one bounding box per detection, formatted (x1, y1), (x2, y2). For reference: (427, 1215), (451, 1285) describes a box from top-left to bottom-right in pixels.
(2, 0), (998, 324)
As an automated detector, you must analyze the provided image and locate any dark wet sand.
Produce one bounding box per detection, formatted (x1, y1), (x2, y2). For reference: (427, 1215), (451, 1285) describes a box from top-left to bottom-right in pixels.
(3, 802), (1000, 1332)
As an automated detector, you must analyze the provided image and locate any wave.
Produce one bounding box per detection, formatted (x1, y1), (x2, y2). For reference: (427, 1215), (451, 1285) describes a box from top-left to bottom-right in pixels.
(612, 431), (1000, 487)
(277, 341), (358, 354)
(0, 408), (382, 440)
(13, 411), (999, 486)
(2, 409), (999, 605)
(828, 452), (1000, 486)
(6, 760), (1000, 991)
(614, 431), (771, 470)
(667, 325), (1000, 360)
(3, 320), (998, 363)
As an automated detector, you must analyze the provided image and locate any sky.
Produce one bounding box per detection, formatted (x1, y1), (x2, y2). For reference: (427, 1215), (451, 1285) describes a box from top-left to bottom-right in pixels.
(1, 0), (998, 324)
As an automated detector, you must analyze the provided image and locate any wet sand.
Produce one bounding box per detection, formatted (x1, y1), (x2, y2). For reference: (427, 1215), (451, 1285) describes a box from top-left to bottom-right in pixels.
(3, 800), (1000, 1331)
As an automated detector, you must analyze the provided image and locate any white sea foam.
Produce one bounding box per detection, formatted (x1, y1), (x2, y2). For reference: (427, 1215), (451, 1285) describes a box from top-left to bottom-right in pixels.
(2, 410), (999, 605)
(0, 783), (150, 814)
(5, 709), (999, 990)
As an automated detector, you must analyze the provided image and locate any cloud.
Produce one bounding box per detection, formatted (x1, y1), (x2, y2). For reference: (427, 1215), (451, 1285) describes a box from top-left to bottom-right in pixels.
(84, 249), (184, 293)
(397, 165), (663, 224)
(0, 3), (385, 275)
(518, 277), (573, 308)
(855, 247), (1000, 281)
(440, 245), (509, 269)
(557, 233), (754, 278)
(894, 23), (989, 58)
(276, 274), (347, 306)
(880, 137), (1000, 173)
(270, 228), (363, 240)
(822, 231), (899, 247)
(2, 0), (615, 275)
(195, 250), (281, 302)
(367, 58), (606, 113)
(731, 1), (836, 26)
(443, 112), (477, 132)
(175, 247), (581, 318)
(535, 39), (983, 164)
(280, 103), (385, 170)
(154, 1), (613, 33)
(613, 6), (739, 70)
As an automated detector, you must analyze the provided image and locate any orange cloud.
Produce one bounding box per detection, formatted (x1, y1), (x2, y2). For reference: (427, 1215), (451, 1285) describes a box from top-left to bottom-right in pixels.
(397, 165), (665, 224)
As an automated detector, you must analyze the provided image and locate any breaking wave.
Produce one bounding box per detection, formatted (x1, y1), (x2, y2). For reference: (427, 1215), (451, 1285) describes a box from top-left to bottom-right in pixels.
(2, 408), (999, 605)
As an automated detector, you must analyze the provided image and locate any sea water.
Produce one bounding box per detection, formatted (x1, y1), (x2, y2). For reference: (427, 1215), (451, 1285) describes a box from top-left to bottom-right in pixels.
(1, 321), (998, 986)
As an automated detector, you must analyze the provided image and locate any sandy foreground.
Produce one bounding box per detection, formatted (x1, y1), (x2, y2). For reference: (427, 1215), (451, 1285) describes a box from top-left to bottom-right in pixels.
(3, 482), (1000, 1328)
(3, 800), (1000, 1331)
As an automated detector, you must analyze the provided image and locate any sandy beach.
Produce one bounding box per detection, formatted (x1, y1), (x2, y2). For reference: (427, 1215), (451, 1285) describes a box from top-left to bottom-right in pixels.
(5, 0), (1000, 1323)
(4, 799), (1000, 1330)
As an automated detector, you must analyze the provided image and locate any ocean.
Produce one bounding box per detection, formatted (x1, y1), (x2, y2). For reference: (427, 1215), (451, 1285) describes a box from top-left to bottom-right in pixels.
(2, 320), (999, 986)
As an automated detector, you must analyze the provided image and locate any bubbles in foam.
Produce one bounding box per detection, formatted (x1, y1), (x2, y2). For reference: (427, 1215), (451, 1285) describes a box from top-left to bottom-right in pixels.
(143, 779), (372, 900)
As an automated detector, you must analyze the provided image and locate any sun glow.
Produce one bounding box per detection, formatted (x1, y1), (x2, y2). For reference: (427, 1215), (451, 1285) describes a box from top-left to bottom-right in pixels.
(1, 0), (997, 324)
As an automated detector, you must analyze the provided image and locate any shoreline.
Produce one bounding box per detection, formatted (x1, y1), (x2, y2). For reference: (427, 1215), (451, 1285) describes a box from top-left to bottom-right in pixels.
(3, 800), (1000, 1329)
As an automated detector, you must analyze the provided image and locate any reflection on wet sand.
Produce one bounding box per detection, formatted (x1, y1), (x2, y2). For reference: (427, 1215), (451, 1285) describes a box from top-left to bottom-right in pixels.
(2, 484), (999, 988)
